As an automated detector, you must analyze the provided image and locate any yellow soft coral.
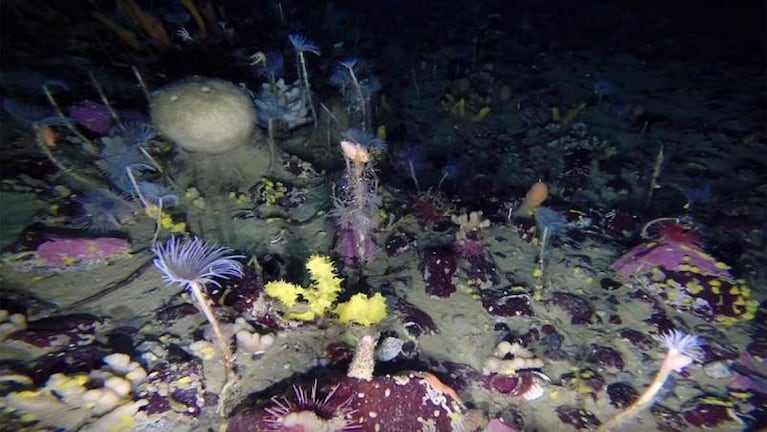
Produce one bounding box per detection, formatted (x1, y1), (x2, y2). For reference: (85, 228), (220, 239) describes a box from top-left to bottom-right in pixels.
(264, 281), (303, 307)
(264, 255), (343, 322)
(334, 293), (387, 326)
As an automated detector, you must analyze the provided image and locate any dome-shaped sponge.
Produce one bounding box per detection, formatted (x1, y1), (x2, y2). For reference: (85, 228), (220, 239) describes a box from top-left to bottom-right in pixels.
(150, 77), (256, 154)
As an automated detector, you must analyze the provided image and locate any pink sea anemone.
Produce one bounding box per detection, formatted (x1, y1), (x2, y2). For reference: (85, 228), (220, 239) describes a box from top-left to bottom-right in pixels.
(263, 382), (360, 431)
(488, 371), (549, 401)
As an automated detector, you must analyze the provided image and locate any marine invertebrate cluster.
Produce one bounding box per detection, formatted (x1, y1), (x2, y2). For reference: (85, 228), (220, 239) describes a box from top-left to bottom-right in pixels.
(451, 210), (491, 241)
(0, 352), (149, 431)
(483, 341), (545, 376)
(482, 341), (549, 401)
(264, 255), (343, 322)
(253, 78), (313, 169)
(332, 129), (386, 266)
(612, 230), (758, 324)
(228, 334), (467, 431)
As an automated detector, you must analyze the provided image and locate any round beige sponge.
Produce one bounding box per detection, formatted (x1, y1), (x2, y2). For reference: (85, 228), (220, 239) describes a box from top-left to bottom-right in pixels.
(150, 77), (256, 154)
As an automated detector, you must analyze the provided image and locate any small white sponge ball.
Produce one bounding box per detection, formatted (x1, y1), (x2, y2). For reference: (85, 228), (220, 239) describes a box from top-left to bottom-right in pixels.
(150, 77), (256, 154)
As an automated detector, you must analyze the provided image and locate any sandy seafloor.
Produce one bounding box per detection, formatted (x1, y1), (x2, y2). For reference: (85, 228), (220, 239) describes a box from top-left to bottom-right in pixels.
(1, 168), (765, 431)
(0, 5), (766, 431)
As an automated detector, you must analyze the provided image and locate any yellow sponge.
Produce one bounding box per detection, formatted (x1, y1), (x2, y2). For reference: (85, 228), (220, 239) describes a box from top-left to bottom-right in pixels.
(264, 255), (344, 322)
(334, 293), (387, 326)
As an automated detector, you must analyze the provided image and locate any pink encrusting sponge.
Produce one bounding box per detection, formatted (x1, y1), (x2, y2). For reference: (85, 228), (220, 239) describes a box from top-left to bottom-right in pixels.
(38, 237), (131, 268)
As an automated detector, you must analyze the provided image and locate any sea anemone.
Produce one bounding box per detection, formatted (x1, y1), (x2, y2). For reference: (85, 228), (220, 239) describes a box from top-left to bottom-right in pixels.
(264, 381), (359, 431)
(72, 188), (136, 234)
(98, 135), (155, 192)
(342, 128), (387, 155)
(152, 236), (243, 288)
(660, 329), (703, 372)
(288, 34), (320, 55)
(599, 329), (704, 431)
(109, 120), (157, 147)
(288, 33), (320, 124)
(152, 236), (243, 382)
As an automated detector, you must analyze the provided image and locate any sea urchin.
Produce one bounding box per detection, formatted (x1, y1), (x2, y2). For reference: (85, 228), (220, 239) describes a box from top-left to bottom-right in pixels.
(264, 381), (360, 431)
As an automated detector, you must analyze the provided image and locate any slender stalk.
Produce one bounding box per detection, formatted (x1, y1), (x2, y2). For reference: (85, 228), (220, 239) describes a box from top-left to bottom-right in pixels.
(408, 160), (420, 194)
(411, 67), (420, 100)
(645, 143), (664, 208)
(267, 118), (275, 172)
(125, 166), (150, 209)
(640, 217), (679, 239)
(34, 125), (101, 187)
(599, 368), (671, 431)
(42, 86), (96, 149)
(437, 171), (449, 190)
(346, 67), (368, 132)
(89, 71), (121, 127)
(151, 198), (163, 244)
(189, 281), (237, 383)
(132, 66), (151, 103)
(138, 146), (176, 189)
(297, 52), (318, 124)
(352, 160), (368, 263)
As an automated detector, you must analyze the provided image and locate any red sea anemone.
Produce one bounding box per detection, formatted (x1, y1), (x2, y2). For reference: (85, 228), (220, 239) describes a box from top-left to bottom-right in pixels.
(488, 371), (549, 401)
(658, 223), (701, 245)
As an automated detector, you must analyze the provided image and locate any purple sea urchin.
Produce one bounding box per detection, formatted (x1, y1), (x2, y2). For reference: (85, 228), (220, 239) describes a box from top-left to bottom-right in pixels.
(263, 381), (359, 431)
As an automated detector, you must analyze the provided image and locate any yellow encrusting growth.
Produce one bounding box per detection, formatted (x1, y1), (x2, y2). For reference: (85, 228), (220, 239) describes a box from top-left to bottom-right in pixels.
(264, 255), (344, 322)
(264, 281), (303, 307)
(335, 293), (388, 326)
(145, 204), (186, 233)
(264, 255), (388, 325)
